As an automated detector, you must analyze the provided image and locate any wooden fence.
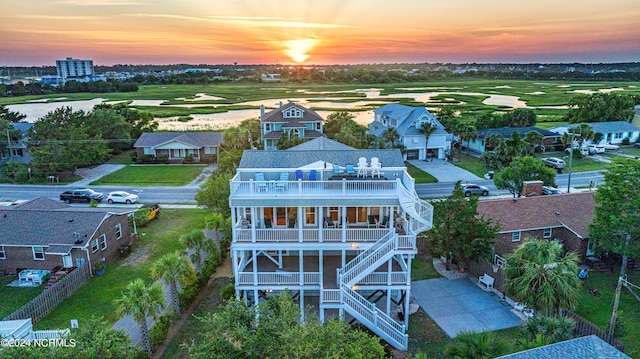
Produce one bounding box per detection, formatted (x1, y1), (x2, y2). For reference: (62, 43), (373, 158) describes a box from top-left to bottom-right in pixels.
(561, 309), (626, 352)
(466, 259), (507, 292)
(3, 264), (91, 322)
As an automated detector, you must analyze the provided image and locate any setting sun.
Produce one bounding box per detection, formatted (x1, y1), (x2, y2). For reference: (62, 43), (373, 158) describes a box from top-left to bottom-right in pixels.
(284, 38), (319, 63)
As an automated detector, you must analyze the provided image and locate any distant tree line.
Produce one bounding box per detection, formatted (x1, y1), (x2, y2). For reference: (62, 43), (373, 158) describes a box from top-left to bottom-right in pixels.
(0, 79), (138, 97)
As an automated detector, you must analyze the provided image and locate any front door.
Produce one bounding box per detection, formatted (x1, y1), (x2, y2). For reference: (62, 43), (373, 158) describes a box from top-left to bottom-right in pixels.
(62, 254), (73, 268)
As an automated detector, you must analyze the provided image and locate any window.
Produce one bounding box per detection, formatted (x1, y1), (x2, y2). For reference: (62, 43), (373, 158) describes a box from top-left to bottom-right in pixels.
(304, 207), (316, 225)
(265, 123), (271, 131)
(116, 223), (122, 239)
(0, 246), (5, 259)
(32, 246), (45, 260)
(283, 108), (303, 118)
(512, 231), (521, 242)
(100, 234), (107, 250)
(543, 227), (552, 238)
(316, 122), (321, 131)
(615, 132), (622, 139)
(391, 119), (398, 127)
(91, 239), (99, 253)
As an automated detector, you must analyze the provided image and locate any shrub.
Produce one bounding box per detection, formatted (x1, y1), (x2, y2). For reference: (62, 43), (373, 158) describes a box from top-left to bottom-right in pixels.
(621, 138), (630, 145)
(157, 155), (169, 163)
(149, 312), (176, 349)
(139, 154), (155, 164)
(177, 116), (193, 122)
(220, 284), (235, 302)
(129, 208), (151, 227)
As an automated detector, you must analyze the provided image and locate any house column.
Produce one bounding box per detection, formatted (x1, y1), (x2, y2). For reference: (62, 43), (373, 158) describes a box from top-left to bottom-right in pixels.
(298, 206), (303, 243)
(252, 249), (258, 285)
(319, 206), (323, 243)
(300, 289), (305, 321)
(341, 206), (347, 242)
(299, 249), (304, 286)
(403, 289), (410, 328)
(231, 208), (237, 242)
(250, 207), (256, 242)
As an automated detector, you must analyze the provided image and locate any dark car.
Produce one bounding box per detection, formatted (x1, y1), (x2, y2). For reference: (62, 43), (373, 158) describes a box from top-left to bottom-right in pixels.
(60, 188), (104, 203)
(462, 183), (489, 196)
(542, 186), (563, 195)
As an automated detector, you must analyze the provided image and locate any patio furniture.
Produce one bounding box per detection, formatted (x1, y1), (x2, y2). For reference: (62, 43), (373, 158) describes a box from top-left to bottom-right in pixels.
(345, 165), (356, 176)
(264, 218), (272, 228)
(255, 172), (268, 192)
(309, 170), (317, 181)
(370, 157), (382, 178)
(18, 269), (49, 286)
(288, 218), (296, 228)
(478, 273), (495, 289)
(275, 172), (290, 192)
(380, 216), (389, 228)
(333, 165), (345, 175)
(295, 170), (304, 181)
(357, 157), (369, 177)
(368, 215), (379, 228)
(325, 217), (337, 228)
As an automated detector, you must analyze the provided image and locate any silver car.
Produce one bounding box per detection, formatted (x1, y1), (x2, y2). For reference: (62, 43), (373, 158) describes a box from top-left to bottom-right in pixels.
(462, 183), (489, 196)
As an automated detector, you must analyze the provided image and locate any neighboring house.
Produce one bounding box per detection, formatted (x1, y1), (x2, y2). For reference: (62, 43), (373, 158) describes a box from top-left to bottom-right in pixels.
(476, 191), (596, 260)
(228, 148), (433, 350)
(133, 132), (223, 163)
(496, 335), (630, 359)
(369, 104), (452, 160)
(549, 121), (640, 145)
(286, 136), (356, 151)
(0, 198), (136, 276)
(463, 126), (563, 154)
(260, 102), (325, 150)
(1, 122), (34, 165)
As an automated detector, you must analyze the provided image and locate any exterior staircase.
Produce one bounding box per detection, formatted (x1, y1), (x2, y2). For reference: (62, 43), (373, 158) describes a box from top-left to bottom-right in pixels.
(324, 184), (434, 350)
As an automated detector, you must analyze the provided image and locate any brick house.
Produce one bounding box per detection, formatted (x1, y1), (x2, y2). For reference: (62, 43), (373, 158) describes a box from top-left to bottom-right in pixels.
(476, 191), (596, 260)
(0, 198), (136, 276)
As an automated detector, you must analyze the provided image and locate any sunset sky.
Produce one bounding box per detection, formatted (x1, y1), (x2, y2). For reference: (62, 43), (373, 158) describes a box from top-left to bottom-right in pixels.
(1, 0), (639, 66)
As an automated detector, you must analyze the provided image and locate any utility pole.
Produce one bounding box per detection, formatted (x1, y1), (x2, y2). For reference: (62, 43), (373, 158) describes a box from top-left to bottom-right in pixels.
(566, 130), (580, 193)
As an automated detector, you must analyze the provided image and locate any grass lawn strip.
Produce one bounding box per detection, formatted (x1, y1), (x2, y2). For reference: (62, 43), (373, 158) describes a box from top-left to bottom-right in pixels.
(405, 162), (438, 183)
(0, 277), (44, 319)
(90, 165), (205, 186)
(35, 209), (208, 330)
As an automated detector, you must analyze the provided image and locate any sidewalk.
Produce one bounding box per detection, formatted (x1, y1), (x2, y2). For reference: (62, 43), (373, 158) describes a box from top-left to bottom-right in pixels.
(408, 159), (483, 183)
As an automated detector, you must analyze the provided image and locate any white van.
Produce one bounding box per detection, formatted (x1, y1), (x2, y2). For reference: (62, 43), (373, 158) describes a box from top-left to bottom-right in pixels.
(586, 144), (605, 154)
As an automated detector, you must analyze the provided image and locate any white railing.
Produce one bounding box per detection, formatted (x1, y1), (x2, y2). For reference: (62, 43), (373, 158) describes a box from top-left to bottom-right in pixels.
(233, 228), (390, 243)
(397, 181), (433, 234)
(31, 329), (70, 340)
(339, 232), (396, 286)
(341, 285), (408, 349)
(237, 272), (320, 286)
(397, 235), (416, 250)
(230, 178), (399, 198)
(321, 289), (341, 303)
(360, 272), (408, 285)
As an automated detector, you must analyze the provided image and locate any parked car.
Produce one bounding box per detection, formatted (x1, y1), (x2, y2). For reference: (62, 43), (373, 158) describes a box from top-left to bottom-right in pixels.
(542, 186), (563, 195)
(107, 191), (139, 204)
(634, 143), (640, 148)
(601, 143), (620, 151)
(462, 183), (489, 196)
(543, 157), (566, 169)
(586, 144), (605, 154)
(564, 147), (589, 156)
(60, 189), (104, 203)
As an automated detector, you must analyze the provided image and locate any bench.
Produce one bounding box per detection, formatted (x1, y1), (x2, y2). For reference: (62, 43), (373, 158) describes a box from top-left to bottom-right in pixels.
(478, 273), (495, 289)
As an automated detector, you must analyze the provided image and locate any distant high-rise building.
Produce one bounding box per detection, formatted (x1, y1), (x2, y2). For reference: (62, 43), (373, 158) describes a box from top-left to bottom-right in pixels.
(55, 57), (94, 82)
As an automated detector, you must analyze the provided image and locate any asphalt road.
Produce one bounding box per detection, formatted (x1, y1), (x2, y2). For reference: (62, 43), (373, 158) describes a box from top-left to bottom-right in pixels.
(0, 170), (605, 204)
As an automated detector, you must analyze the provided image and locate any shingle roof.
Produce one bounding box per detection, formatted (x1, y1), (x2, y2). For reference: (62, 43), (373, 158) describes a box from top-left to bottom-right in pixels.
(133, 132), (223, 148)
(476, 192), (595, 237)
(550, 121), (640, 134)
(239, 149), (404, 169)
(0, 198), (131, 247)
(496, 335), (630, 359)
(260, 102), (324, 125)
(11, 122), (34, 134)
(476, 127), (561, 140)
(288, 137), (356, 151)
(370, 104), (442, 137)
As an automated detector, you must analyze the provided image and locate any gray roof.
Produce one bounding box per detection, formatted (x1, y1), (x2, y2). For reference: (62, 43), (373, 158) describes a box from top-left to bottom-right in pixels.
(496, 335), (630, 359)
(11, 122), (34, 134)
(263, 129), (323, 140)
(288, 137), (356, 151)
(261, 102), (324, 125)
(476, 126), (561, 139)
(239, 149), (405, 169)
(370, 104), (442, 137)
(133, 132), (223, 148)
(550, 121), (640, 134)
(0, 198), (131, 247)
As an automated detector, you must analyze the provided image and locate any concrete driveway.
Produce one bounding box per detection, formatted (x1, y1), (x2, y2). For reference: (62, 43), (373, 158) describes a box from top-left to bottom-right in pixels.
(412, 278), (522, 337)
(408, 159), (483, 183)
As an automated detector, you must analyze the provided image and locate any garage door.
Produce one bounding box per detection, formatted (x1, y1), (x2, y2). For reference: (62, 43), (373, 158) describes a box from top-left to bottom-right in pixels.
(407, 150), (419, 160)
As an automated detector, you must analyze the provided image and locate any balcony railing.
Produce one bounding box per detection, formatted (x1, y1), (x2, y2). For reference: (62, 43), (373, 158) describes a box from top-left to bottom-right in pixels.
(237, 272), (321, 286)
(230, 178), (400, 199)
(234, 228), (391, 243)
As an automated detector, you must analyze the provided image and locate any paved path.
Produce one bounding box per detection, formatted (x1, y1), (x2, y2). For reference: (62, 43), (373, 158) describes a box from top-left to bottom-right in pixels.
(412, 278), (522, 338)
(408, 159), (483, 183)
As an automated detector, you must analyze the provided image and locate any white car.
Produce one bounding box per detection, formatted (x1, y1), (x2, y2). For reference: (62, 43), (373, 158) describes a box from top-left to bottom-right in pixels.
(107, 191), (139, 204)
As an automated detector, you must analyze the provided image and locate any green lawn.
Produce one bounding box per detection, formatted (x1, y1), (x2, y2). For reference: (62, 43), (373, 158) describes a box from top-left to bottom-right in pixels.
(534, 152), (610, 173)
(35, 208), (208, 329)
(411, 252), (442, 281)
(90, 165), (205, 186)
(575, 270), (640, 358)
(405, 162), (438, 183)
(161, 277), (233, 359)
(0, 277), (44, 319)
(451, 152), (491, 178)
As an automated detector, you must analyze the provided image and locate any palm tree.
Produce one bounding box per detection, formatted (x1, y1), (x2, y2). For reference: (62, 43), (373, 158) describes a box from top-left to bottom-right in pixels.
(115, 278), (164, 358)
(180, 229), (218, 273)
(505, 238), (581, 315)
(524, 130), (544, 154)
(205, 212), (225, 240)
(420, 121), (437, 159)
(150, 251), (195, 316)
(457, 124), (478, 155)
(382, 127), (400, 147)
(444, 331), (510, 359)
(520, 314), (575, 343)
(484, 133), (502, 151)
